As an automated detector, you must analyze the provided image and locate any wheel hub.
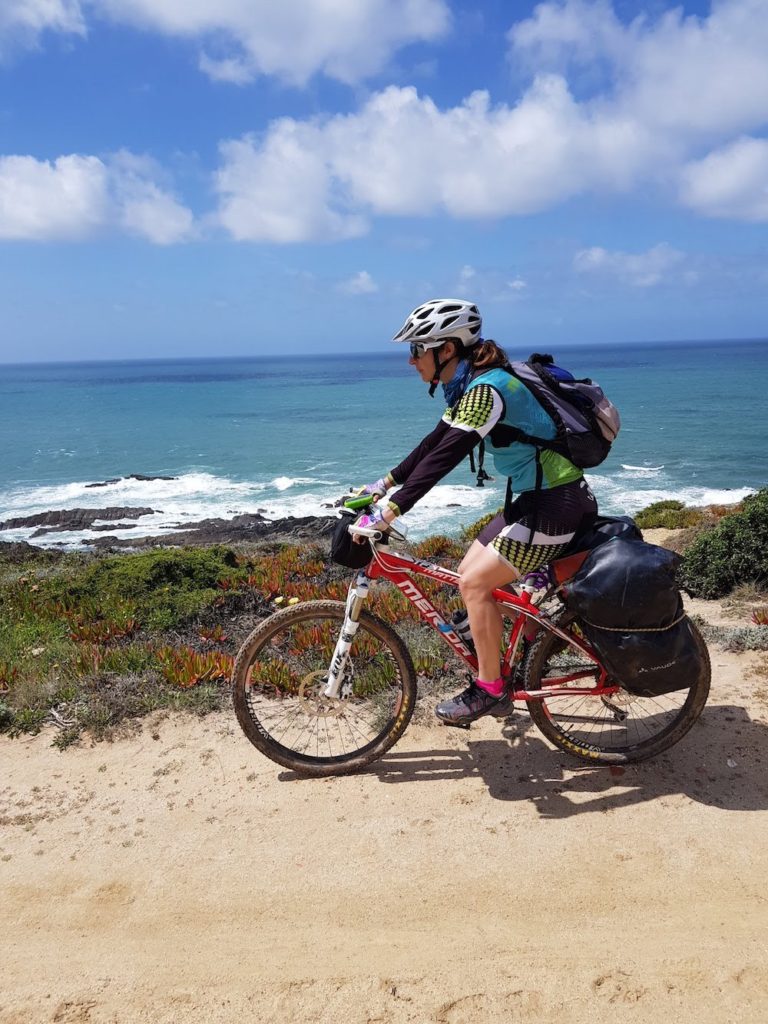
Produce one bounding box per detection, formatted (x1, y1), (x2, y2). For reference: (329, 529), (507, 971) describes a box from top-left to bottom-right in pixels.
(298, 670), (352, 718)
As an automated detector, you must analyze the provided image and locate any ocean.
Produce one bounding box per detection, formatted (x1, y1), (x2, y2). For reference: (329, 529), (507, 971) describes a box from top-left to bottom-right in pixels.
(1, 339), (766, 549)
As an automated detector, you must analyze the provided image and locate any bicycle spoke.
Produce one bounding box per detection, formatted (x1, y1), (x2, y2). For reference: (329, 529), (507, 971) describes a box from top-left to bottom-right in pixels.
(527, 615), (710, 762)
(235, 603), (415, 771)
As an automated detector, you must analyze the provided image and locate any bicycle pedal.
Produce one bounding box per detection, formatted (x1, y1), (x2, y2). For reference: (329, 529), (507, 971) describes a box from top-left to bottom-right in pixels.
(442, 720), (471, 730)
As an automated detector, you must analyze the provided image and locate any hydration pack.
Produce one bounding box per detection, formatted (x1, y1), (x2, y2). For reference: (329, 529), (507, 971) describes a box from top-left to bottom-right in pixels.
(508, 353), (620, 469)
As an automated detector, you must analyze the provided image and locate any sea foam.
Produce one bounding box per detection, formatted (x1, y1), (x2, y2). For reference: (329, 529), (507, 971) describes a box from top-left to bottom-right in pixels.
(0, 469), (757, 551)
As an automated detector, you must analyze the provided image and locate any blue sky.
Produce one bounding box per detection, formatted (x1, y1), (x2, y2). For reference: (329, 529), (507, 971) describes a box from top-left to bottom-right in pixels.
(1, 0), (767, 362)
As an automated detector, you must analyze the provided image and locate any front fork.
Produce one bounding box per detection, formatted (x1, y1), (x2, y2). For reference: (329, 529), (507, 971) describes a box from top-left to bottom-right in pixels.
(322, 570), (371, 699)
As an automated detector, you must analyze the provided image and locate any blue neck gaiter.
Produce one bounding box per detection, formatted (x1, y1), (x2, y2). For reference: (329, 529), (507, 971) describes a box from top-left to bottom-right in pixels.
(442, 359), (473, 407)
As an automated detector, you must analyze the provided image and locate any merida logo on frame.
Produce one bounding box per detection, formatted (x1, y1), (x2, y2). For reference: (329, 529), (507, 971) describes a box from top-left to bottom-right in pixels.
(394, 578), (472, 658)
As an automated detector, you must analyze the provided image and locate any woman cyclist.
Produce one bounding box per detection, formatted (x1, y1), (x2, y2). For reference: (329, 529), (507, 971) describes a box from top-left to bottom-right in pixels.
(354, 298), (598, 727)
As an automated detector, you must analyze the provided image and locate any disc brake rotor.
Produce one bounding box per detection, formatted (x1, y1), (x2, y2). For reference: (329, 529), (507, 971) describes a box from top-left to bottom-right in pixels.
(601, 688), (639, 720)
(298, 670), (353, 718)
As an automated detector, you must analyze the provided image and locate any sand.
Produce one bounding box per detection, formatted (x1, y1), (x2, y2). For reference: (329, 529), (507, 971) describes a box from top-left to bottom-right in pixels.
(3, 587), (768, 1023)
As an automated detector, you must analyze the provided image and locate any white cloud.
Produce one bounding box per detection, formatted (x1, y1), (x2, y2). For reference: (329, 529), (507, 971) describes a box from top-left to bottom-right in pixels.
(510, 0), (627, 72)
(457, 265), (476, 288)
(6, 0), (768, 243)
(109, 151), (195, 244)
(0, 154), (107, 240)
(89, 0), (449, 85)
(2, 1), (449, 81)
(215, 129), (366, 243)
(451, 264), (528, 303)
(337, 271), (378, 295)
(0, 151), (194, 243)
(213, 80), (663, 242)
(574, 243), (684, 287)
(207, 1), (768, 240)
(0, 0), (85, 57)
(680, 137), (768, 222)
(509, 0), (768, 140)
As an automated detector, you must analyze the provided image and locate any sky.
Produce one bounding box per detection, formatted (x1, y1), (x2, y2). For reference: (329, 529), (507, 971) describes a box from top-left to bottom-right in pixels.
(1, 0), (767, 363)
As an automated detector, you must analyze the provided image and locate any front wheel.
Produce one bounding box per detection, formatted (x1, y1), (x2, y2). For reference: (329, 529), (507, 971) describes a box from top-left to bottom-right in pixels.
(525, 615), (711, 764)
(232, 600), (417, 777)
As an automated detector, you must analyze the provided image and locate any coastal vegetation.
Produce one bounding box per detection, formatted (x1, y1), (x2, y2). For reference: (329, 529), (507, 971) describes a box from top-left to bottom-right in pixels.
(0, 536), (465, 746)
(1, 492), (766, 748)
(679, 489), (768, 599)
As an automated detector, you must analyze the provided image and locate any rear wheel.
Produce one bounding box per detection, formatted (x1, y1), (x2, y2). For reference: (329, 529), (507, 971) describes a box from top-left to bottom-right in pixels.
(232, 600), (417, 777)
(525, 615), (710, 763)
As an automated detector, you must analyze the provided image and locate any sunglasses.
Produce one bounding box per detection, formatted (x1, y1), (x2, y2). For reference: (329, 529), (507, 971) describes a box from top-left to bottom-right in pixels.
(409, 342), (431, 358)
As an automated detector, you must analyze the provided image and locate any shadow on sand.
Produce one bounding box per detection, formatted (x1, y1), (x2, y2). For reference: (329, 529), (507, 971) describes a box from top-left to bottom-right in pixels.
(348, 703), (768, 817)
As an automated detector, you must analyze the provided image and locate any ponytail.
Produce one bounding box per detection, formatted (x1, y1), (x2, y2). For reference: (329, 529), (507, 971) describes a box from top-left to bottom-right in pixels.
(467, 338), (510, 371)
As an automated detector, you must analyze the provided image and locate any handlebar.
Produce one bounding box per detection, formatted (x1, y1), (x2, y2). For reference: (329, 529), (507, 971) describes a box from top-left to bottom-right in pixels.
(347, 522), (384, 539)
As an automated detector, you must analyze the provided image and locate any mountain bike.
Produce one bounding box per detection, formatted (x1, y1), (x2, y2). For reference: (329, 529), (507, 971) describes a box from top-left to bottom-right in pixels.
(232, 503), (710, 777)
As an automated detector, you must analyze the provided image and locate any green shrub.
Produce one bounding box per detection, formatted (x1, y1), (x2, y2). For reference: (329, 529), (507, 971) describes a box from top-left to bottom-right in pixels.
(634, 500), (704, 530)
(680, 489), (768, 599)
(48, 546), (240, 630)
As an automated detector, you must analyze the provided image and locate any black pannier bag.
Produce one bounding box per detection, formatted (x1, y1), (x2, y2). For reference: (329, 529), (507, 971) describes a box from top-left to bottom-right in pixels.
(568, 514), (643, 552)
(562, 537), (706, 697)
(330, 508), (374, 569)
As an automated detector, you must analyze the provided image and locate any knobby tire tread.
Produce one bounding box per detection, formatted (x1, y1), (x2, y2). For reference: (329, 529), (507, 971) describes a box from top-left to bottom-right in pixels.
(232, 600), (417, 777)
(525, 613), (711, 764)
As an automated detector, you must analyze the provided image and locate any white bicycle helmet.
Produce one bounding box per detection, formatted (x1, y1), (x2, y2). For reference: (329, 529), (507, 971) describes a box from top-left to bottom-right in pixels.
(392, 298), (482, 349)
(392, 298), (482, 396)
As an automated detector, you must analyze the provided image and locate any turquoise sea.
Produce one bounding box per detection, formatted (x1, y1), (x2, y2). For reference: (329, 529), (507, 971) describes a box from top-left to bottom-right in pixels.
(1, 339), (766, 548)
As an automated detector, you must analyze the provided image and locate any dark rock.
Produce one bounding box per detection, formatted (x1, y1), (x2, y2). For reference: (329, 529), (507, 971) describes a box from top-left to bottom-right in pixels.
(0, 507), (156, 531)
(87, 513), (337, 549)
(0, 540), (64, 564)
(85, 473), (177, 488)
(91, 522), (139, 532)
(31, 521), (141, 537)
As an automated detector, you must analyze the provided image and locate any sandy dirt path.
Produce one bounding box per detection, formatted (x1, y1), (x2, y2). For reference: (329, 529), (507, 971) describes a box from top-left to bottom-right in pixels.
(3, 602), (768, 1023)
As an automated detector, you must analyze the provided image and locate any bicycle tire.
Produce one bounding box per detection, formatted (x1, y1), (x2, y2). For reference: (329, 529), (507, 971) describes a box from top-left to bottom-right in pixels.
(232, 600), (417, 777)
(525, 613), (710, 764)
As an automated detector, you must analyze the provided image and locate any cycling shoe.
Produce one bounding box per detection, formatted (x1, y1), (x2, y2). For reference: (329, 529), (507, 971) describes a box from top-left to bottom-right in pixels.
(435, 682), (512, 726)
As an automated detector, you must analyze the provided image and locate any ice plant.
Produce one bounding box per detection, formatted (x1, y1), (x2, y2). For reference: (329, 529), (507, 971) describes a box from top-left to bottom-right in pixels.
(156, 647), (234, 688)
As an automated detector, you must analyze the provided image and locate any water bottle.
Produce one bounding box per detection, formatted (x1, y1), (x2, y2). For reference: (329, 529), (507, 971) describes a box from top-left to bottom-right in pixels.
(450, 609), (475, 651)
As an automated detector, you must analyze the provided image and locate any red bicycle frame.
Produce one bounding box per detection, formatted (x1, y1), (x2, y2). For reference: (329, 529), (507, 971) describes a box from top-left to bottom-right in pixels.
(364, 544), (617, 702)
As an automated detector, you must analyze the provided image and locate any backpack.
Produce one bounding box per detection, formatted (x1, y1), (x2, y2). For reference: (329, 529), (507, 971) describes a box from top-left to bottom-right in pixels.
(462, 354), (619, 489)
(507, 353), (620, 469)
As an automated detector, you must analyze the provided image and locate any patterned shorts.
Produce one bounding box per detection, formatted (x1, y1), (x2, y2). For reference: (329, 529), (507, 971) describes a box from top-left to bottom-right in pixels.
(477, 478), (598, 575)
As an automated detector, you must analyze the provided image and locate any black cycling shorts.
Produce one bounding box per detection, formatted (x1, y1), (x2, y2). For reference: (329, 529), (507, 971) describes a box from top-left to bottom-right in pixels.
(476, 478), (598, 575)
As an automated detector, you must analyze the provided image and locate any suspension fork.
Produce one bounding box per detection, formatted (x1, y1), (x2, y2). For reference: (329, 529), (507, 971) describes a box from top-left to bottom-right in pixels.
(322, 570), (371, 698)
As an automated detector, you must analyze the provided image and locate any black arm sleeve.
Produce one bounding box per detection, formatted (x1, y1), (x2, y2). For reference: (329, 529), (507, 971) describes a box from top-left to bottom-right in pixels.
(388, 419), (450, 486)
(387, 425), (481, 516)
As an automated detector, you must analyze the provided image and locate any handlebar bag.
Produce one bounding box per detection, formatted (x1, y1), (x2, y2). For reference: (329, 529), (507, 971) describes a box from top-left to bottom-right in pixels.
(330, 509), (374, 569)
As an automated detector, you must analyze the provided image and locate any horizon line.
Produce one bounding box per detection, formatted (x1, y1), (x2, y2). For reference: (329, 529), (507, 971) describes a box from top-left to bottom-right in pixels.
(1, 335), (767, 369)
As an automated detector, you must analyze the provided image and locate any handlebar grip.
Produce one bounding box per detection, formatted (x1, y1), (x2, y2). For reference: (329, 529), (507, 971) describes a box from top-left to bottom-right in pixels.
(343, 495), (375, 510)
(347, 524), (383, 539)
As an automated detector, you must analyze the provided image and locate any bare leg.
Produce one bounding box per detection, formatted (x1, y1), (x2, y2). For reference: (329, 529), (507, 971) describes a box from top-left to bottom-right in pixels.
(459, 544), (519, 682)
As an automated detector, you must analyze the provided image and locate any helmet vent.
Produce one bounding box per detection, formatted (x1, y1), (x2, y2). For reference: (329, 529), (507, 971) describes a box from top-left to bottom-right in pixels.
(391, 297), (483, 349)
